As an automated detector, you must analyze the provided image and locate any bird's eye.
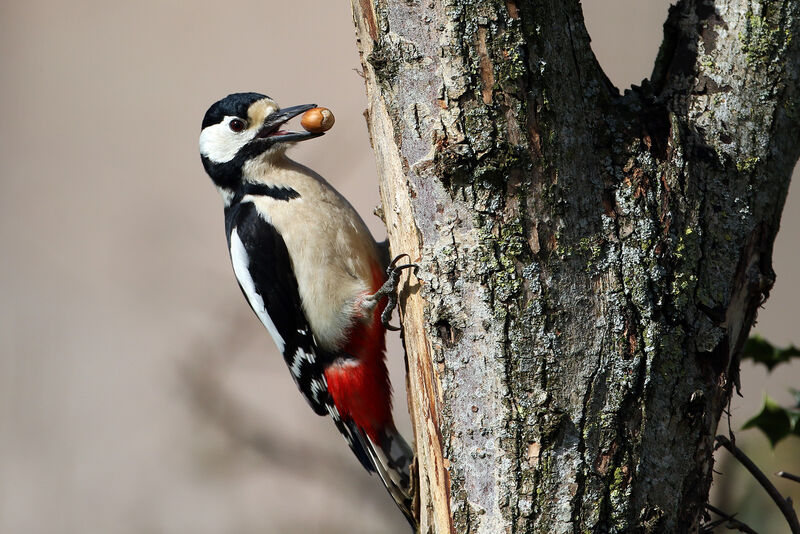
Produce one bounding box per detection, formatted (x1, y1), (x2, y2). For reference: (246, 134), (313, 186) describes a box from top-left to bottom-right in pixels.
(229, 119), (246, 132)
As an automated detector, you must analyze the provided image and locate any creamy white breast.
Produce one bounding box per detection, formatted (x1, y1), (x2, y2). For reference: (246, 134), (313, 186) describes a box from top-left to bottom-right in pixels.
(243, 157), (382, 351)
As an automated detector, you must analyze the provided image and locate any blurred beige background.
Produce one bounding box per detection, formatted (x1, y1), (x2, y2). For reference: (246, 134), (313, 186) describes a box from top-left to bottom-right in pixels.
(0, 2), (797, 533)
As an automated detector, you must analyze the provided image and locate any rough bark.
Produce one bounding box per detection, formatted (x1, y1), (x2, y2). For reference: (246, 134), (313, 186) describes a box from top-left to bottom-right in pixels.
(350, 0), (800, 532)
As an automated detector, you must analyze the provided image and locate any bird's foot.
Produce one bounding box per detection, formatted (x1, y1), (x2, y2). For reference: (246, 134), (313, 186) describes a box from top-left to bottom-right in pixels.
(364, 254), (418, 331)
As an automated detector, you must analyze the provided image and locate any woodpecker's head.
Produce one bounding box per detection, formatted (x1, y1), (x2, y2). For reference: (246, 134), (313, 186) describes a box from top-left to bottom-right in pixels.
(199, 92), (322, 188)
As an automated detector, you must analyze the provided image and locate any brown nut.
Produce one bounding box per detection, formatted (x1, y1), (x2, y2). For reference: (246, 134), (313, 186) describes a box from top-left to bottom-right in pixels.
(300, 107), (335, 133)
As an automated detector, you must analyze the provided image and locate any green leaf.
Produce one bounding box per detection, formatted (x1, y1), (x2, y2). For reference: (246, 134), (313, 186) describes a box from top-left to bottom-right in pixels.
(741, 335), (800, 371)
(743, 395), (793, 447)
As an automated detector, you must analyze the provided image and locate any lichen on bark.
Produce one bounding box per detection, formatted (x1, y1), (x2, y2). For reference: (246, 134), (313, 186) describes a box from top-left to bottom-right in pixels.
(351, 0), (800, 532)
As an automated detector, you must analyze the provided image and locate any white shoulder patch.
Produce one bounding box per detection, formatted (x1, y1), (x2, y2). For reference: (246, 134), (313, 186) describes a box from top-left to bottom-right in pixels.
(230, 228), (285, 353)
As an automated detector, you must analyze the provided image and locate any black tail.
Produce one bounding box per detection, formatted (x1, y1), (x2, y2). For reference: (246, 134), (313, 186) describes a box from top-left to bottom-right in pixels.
(365, 427), (415, 527)
(325, 401), (415, 527)
(351, 423), (415, 527)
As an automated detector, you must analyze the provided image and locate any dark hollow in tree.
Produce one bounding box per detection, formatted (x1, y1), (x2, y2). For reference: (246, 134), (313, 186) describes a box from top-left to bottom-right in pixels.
(350, 0), (800, 532)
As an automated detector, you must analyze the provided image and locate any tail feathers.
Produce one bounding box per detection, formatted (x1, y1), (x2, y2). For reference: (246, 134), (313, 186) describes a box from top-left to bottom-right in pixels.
(330, 405), (415, 527)
(361, 426), (415, 527)
(327, 404), (375, 473)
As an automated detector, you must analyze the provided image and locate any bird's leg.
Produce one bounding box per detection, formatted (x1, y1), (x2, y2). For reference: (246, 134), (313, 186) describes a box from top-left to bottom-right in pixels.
(363, 254), (418, 331)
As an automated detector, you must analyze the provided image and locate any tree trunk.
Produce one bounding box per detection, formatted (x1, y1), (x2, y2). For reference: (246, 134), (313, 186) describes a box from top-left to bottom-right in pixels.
(350, 1), (800, 532)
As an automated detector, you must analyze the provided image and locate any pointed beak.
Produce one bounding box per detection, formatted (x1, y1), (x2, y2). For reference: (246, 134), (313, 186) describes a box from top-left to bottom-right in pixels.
(255, 104), (324, 143)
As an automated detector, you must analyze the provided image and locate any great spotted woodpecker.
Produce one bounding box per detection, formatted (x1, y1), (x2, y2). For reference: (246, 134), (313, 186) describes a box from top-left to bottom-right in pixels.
(198, 92), (414, 524)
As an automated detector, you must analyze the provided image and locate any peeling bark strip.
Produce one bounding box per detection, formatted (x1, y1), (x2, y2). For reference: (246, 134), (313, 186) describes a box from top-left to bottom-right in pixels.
(350, 1), (800, 532)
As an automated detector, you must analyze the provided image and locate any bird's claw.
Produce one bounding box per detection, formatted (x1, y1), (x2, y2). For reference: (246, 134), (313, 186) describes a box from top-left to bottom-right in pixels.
(378, 254), (418, 330)
(386, 254), (419, 278)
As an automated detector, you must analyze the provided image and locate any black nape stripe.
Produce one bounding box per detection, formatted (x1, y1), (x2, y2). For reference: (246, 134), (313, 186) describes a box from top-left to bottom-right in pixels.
(237, 183), (300, 202)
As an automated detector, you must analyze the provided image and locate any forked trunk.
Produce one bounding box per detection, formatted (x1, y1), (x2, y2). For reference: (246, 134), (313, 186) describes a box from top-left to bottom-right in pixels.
(350, 1), (800, 531)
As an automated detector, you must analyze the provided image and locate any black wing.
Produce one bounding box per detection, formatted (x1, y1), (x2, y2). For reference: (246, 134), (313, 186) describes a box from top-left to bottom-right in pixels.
(224, 200), (374, 471)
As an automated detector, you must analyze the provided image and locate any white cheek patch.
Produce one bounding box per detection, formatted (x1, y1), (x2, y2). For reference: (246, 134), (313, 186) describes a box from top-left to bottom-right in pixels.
(199, 117), (257, 164)
(230, 228), (285, 353)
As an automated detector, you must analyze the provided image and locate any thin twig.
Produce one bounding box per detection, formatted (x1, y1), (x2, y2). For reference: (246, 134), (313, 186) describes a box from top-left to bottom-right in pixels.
(716, 435), (800, 534)
(705, 503), (759, 534)
(778, 471), (800, 484)
(724, 402), (734, 443)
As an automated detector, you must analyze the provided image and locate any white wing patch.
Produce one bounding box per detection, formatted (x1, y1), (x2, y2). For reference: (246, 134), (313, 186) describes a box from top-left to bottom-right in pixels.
(230, 228), (285, 353)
